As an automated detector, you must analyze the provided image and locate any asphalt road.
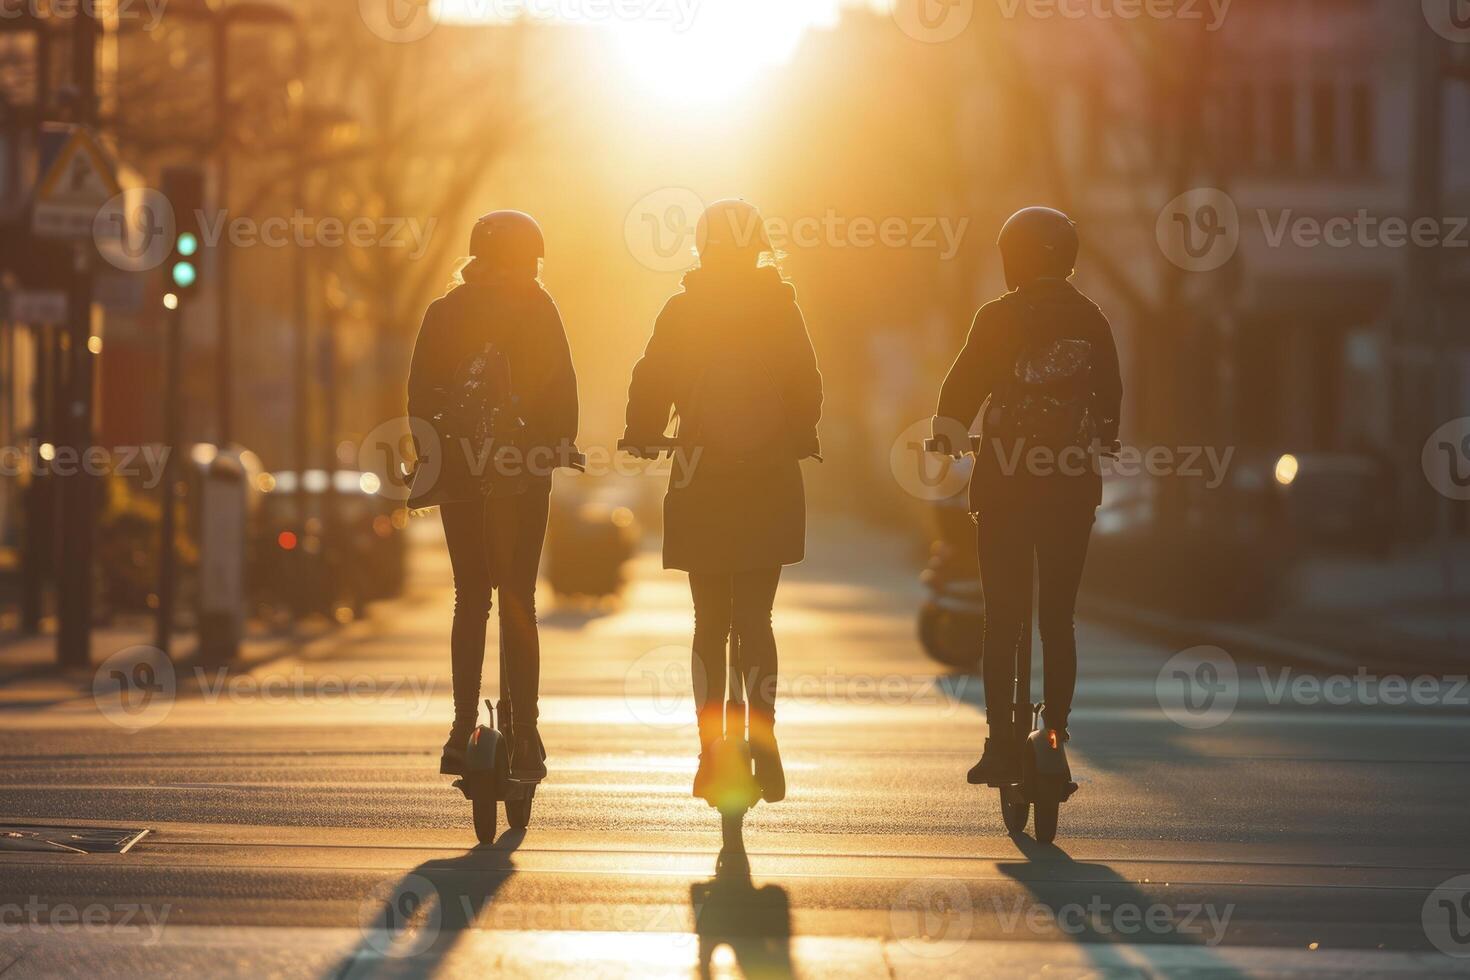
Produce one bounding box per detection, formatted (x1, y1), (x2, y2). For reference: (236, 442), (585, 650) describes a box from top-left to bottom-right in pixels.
(1, 519), (1468, 978)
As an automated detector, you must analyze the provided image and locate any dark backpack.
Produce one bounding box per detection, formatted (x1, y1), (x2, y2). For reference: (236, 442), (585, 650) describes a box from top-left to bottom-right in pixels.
(983, 303), (1096, 452)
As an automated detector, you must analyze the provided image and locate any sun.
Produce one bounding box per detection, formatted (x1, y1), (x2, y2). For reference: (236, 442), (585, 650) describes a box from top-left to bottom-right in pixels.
(606, 4), (827, 106)
(440, 0), (856, 106)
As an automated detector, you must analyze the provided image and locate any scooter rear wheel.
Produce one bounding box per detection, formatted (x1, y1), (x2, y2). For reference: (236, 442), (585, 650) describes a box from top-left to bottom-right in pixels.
(1033, 798), (1058, 844)
(505, 788), (534, 830)
(999, 785), (1029, 834)
(472, 795), (497, 844)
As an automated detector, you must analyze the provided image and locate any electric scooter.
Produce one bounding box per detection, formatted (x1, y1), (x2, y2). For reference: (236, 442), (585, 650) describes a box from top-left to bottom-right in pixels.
(451, 446), (587, 845)
(618, 437), (763, 829)
(924, 434), (1079, 844)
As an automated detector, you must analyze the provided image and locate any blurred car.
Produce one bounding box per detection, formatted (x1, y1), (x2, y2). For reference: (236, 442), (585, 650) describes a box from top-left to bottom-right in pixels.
(254, 469), (407, 621)
(1271, 451), (1394, 556)
(543, 479), (639, 599)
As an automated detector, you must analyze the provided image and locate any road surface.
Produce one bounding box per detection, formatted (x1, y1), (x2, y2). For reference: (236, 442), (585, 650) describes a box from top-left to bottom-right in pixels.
(1, 518), (1467, 978)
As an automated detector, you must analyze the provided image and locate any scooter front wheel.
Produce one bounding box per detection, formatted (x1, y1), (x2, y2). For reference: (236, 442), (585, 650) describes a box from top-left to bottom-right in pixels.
(472, 795), (498, 844)
(999, 784), (1029, 834)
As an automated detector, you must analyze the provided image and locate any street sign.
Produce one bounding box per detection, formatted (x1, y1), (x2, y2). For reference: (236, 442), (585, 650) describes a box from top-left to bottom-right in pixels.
(8, 289), (67, 324)
(31, 127), (120, 241)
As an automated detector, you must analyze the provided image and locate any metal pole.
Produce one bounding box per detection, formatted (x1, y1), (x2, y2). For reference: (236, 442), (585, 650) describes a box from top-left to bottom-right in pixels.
(154, 302), (183, 655)
(292, 36), (310, 622)
(214, 20), (233, 447)
(55, 18), (98, 669)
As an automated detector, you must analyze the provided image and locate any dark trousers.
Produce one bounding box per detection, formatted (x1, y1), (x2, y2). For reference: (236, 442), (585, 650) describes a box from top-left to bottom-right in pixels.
(976, 499), (1095, 732)
(440, 489), (550, 728)
(689, 567), (782, 724)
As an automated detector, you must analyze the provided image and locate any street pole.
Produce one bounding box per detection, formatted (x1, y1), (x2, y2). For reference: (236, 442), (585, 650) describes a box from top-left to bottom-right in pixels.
(55, 16), (99, 669)
(214, 19), (233, 447)
(154, 300), (183, 655)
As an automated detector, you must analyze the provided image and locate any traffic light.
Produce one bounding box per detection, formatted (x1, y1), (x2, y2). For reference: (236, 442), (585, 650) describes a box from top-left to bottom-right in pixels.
(160, 165), (205, 300)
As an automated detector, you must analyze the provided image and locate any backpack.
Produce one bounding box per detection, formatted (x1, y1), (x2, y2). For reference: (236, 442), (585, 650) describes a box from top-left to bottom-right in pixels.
(983, 303), (1096, 452)
(408, 340), (527, 509)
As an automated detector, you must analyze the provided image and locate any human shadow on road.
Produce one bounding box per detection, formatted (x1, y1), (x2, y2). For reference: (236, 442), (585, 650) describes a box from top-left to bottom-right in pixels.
(333, 828), (525, 978)
(996, 835), (1243, 977)
(688, 810), (794, 980)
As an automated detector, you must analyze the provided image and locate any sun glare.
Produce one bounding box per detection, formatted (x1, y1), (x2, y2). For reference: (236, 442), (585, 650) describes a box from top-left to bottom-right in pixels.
(442, 0), (857, 105)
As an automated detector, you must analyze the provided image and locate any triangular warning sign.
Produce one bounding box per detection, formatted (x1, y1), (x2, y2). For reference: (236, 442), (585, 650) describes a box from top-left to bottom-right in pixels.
(37, 129), (120, 207)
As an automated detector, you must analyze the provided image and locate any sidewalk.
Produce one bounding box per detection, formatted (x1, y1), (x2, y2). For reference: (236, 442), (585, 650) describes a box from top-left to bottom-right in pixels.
(1085, 543), (1470, 675)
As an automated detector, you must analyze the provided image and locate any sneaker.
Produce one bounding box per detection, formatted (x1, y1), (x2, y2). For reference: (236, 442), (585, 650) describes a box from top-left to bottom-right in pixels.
(510, 725), (547, 782)
(966, 736), (1021, 785)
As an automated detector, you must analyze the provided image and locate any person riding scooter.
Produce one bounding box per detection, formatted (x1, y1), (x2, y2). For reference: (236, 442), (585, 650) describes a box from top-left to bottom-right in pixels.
(406, 210), (579, 782)
(930, 206), (1122, 784)
(621, 199), (823, 806)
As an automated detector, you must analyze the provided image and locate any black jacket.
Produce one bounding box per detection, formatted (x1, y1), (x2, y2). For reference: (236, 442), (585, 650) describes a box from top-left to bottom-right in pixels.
(407, 272), (578, 503)
(937, 278), (1121, 511)
(624, 265), (823, 572)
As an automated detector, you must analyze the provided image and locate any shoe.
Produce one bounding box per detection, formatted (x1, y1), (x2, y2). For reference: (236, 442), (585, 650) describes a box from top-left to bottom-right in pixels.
(966, 735), (1021, 785)
(440, 722), (475, 776)
(510, 725), (547, 782)
(750, 720), (785, 803)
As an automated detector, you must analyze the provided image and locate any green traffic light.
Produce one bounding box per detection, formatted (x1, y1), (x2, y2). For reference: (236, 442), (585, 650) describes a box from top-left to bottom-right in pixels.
(177, 233), (199, 257)
(172, 261), (198, 289)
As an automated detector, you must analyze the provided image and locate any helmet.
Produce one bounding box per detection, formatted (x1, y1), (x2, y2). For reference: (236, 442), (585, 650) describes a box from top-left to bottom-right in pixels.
(470, 210), (545, 271)
(696, 199), (771, 257)
(997, 206), (1078, 289)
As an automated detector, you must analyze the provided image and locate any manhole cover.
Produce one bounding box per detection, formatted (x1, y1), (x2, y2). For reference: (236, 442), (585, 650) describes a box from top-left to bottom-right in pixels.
(0, 825), (149, 854)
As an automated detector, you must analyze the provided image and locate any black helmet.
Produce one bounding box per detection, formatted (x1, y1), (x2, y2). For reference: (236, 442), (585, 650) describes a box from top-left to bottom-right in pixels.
(470, 210), (545, 272)
(997, 206), (1078, 289)
(696, 199), (771, 257)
